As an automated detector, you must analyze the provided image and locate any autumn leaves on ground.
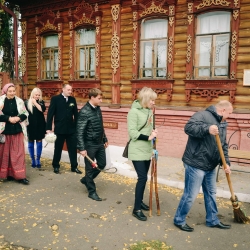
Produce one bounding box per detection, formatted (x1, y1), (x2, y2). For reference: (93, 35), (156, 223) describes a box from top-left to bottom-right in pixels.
(0, 156), (249, 250)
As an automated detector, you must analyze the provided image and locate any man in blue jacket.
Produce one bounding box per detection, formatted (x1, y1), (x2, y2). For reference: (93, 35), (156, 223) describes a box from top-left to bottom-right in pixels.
(174, 100), (233, 232)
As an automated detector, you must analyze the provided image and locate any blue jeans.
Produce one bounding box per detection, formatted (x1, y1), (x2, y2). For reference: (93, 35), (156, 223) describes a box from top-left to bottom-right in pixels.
(174, 163), (220, 227)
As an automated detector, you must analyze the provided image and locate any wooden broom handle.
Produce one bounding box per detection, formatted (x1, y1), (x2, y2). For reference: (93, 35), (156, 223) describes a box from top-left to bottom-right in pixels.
(215, 134), (235, 200)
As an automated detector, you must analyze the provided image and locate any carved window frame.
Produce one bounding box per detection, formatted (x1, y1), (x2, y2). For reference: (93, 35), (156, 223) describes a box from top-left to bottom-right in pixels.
(139, 18), (168, 79)
(35, 10), (64, 83)
(130, 0), (177, 102)
(185, 0), (240, 103)
(194, 11), (231, 79)
(74, 28), (96, 80)
(41, 34), (59, 81)
(67, 2), (103, 98)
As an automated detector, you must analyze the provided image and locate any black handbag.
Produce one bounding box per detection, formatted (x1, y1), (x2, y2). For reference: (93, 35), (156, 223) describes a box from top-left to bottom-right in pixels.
(122, 140), (131, 158)
(122, 111), (150, 158)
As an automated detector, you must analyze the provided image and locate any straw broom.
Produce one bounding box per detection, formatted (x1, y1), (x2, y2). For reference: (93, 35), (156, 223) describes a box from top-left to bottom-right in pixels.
(215, 134), (249, 223)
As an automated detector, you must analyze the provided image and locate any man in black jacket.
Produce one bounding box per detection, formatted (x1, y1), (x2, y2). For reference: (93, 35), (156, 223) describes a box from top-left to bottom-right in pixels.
(46, 84), (82, 174)
(76, 88), (108, 201)
(173, 100), (233, 232)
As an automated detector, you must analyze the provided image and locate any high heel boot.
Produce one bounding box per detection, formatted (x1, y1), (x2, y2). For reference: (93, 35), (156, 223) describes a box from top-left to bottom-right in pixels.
(36, 141), (43, 168)
(28, 141), (36, 167)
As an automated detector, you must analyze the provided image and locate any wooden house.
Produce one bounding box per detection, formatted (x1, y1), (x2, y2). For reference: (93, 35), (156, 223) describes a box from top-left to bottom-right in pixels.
(2, 0), (250, 159)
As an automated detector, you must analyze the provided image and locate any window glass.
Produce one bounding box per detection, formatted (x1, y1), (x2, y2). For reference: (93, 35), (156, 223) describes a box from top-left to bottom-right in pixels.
(42, 35), (58, 80)
(75, 29), (96, 79)
(195, 11), (230, 78)
(140, 19), (168, 78)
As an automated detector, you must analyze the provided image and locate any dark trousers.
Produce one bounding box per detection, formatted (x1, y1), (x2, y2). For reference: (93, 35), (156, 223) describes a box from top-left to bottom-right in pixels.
(132, 160), (151, 210)
(52, 133), (77, 170)
(83, 144), (106, 194)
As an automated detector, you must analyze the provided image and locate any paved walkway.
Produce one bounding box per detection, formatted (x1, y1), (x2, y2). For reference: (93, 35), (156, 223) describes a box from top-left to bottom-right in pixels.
(0, 141), (249, 250)
(42, 142), (250, 203)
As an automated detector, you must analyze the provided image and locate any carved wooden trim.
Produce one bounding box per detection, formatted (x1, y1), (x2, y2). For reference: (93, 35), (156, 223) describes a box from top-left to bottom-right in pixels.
(184, 79), (237, 103)
(69, 80), (101, 98)
(67, 2), (102, 81)
(35, 9), (63, 81)
(131, 0), (177, 81)
(110, 2), (121, 105)
(36, 81), (63, 98)
(130, 79), (174, 102)
(21, 21), (28, 83)
(186, 0), (240, 81)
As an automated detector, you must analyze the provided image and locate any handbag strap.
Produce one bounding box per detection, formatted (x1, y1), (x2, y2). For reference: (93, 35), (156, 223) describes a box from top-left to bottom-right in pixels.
(128, 110), (150, 142)
(138, 110), (150, 132)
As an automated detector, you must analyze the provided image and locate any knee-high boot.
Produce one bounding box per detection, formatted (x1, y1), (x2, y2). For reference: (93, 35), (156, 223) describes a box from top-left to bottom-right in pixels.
(36, 141), (43, 168)
(28, 142), (36, 167)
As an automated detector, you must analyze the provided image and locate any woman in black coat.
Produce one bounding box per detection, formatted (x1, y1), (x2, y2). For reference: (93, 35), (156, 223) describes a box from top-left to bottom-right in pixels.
(25, 88), (46, 168)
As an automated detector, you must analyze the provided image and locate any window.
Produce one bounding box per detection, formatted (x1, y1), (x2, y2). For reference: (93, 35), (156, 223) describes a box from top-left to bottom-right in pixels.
(75, 28), (95, 79)
(194, 11), (231, 78)
(140, 19), (168, 78)
(41, 35), (58, 80)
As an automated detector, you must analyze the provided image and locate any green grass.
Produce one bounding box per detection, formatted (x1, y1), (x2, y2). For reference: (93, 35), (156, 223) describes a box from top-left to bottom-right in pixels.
(129, 240), (173, 250)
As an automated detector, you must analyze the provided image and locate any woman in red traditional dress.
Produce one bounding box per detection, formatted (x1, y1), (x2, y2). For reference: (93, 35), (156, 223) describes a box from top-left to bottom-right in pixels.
(0, 83), (29, 185)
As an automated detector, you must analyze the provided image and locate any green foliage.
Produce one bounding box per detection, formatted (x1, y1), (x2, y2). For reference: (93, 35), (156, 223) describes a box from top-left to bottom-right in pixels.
(129, 240), (173, 250)
(0, 11), (12, 48)
(0, 10), (14, 76)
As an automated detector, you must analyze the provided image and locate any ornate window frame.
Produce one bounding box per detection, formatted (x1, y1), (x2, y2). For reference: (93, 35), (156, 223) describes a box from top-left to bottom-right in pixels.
(185, 0), (240, 103)
(130, 0), (177, 102)
(67, 2), (102, 98)
(35, 10), (64, 97)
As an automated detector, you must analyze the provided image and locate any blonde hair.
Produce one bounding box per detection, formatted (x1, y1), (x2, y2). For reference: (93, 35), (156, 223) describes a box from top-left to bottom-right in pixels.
(27, 88), (43, 114)
(138, 87), (157, 108)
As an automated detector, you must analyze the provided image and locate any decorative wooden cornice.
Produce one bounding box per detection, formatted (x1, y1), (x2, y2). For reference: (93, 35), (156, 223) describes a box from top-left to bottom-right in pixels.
(184, 79), (237, 103)
(36, 81), (63, 98)
(19, 0), (107, 17)
(187, 0), (240, 14)
(67, 1), (103, 29)
(131, 0), (176, 20)
(35, 9), (63, 35)
(130, 79), (174, 102)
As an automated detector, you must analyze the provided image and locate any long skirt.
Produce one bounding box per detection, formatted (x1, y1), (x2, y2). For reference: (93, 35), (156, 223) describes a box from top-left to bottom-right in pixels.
(0, 133), (26, 180)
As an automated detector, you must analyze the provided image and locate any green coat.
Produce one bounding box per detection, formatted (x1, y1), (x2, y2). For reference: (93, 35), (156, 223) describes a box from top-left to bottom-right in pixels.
(127, 100), (153, 161)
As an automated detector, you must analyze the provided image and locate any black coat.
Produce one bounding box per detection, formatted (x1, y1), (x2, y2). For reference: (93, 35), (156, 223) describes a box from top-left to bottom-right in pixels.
(76, 101), (107, 151)
(25, 100), (46, 141)
(0, 97), (27, 135)
(46, 94), (78, 135)
(182, 105), (230, 171)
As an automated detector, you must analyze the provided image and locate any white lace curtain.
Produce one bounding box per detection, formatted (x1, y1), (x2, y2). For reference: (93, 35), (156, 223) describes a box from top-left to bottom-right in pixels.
(45, 35), (58, 47)
(79, 29), (95, 45)
(197, 11), (230, 77)
(143, 19), (167, 39)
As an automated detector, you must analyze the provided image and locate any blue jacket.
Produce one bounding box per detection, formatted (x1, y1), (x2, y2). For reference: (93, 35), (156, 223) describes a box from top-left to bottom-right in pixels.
(182, 105), (230, 171)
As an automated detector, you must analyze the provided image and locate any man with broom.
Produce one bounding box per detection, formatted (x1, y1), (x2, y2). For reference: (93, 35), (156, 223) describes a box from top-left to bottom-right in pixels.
(173, 100), (233, 232)
(76, 88), (108, 201)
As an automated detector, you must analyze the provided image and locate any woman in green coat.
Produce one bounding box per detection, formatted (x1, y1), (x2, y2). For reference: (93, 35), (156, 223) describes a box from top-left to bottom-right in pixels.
(127, 87), (158, 221)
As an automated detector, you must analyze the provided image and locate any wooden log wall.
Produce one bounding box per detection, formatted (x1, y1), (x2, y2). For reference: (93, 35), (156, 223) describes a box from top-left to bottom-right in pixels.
(21, 0), (250, 112)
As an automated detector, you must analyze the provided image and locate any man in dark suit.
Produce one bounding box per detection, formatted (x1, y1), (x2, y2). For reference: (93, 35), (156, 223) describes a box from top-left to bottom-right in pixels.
(46, 84), (82, 174)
